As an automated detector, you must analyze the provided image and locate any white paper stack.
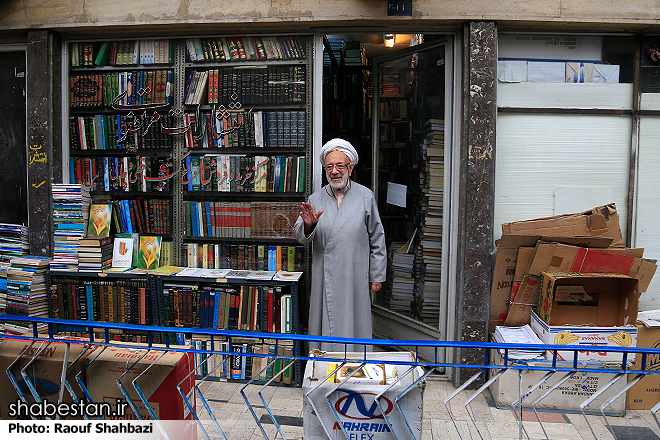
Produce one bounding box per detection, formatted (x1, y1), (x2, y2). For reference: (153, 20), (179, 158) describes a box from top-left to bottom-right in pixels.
(493, 325), (545, 360)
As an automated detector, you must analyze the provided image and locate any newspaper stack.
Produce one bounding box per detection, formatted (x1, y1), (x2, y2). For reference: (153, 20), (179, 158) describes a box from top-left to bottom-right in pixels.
(492, 325), (545, 360)
(5, 255), (52, 334)
(51, 184), (91, 271)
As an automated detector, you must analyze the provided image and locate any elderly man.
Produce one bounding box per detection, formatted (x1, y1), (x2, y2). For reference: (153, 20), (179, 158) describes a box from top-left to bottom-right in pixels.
(294, 138), (387, 352)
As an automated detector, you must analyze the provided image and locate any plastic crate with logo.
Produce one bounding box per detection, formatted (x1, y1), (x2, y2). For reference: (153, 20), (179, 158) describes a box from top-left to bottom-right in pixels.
(302, 351), (424, 440)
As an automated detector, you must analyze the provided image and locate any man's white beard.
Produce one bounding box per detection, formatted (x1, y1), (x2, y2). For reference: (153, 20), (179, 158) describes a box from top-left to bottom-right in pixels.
(328, 172), (349, 190)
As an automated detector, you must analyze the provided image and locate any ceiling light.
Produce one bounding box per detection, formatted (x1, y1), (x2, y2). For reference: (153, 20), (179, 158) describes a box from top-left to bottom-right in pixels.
(384, 34), (395, 48)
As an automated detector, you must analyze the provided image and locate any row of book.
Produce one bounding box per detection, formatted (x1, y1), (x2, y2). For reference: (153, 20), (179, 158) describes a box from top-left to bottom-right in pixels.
(51, 184), (91, 272)
(69, 114), (176, 151)
(186, 35), (305, 62)
(184, 66), (306, 105)
(184, 201), (299, 239)
(48, 277), (293, 334)
(71, 40), (173, 67)
(69, 70), (172, 108)
(184, 110), (307, 150)
(181, 243), (303, 272)
(49, 277), (152, 325)
(184, 155), (305, 193)
(161, 284), (292, 333)
(193, 338), (295, 384)
(103, 199), (172, 236)
(69, 156), (173, 192)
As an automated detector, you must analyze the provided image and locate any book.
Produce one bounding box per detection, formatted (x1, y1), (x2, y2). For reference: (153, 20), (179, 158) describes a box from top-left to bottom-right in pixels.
(273, 270), (303, 282)
(87, 204), (112, 237)
(137, 235), (162, 269)
(111, 236), (134, 268)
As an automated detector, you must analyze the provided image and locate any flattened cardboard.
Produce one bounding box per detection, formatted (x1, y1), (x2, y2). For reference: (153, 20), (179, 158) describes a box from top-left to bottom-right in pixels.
(86, 343), (195, 421)
(489, 235), (544, 332)
(526, 242), (657, 292)
(0, 339), (91, 419)
(504, 274), (541, 326)
(489, 234), (612, 332)
(627, 323), (660, 410)
(501, 203), (624, 247)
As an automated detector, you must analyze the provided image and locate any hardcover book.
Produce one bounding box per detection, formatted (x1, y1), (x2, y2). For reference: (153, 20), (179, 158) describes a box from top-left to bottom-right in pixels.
(87, 204), (112, 237)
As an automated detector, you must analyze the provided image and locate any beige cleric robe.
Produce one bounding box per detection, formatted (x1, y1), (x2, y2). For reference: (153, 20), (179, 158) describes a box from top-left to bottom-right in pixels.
(294, 181), (387, 352)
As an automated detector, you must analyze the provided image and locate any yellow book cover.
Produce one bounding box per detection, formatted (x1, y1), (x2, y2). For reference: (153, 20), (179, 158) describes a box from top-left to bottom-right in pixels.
(87, 204), (113, 237)
(137, 235), (162, 269)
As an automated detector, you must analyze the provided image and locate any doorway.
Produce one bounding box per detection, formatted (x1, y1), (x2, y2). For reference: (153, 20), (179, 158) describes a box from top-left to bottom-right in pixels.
(321, 34), (457, 362)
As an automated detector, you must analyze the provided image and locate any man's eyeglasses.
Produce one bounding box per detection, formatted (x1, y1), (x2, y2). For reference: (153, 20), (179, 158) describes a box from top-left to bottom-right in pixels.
(324, 163), (349, 172)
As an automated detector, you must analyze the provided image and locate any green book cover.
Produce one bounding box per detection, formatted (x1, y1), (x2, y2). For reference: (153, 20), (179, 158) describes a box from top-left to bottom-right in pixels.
(87, 204), (113, 237)
(137, 235), (162, 269)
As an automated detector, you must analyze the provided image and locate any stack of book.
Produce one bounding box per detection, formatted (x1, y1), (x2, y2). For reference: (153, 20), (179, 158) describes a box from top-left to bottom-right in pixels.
(5, 255), (51, 334)
(0, 223), (29, 314)
(387, 238), (417, 315)
(343, 41), (365, 66)
(0, 223), (29, 258)
(323, 36), (344, 67)
(51, 184), (91, 272)
(415, 119), (445, 325)
(78, 236), (113, 273)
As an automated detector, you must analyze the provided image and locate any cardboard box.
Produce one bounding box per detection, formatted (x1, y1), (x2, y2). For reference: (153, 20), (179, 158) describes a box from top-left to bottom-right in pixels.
(489, 235), (612, 332)
(526, 242), (656, 292)
(627, 323), (660, 410)
(488, 235), (612, 333)
(489, 350), (626, 415)
(86, 343), (195, 421)
(537, 272), (639, 327)
(303, 351), (424, 440)
(531, 311), (638, 363)
(501, 203), (624, 247)
(0, 338), (91, 419)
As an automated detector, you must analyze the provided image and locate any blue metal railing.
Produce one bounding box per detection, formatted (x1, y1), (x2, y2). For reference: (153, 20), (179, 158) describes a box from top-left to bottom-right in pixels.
(2, 314), (660, 440)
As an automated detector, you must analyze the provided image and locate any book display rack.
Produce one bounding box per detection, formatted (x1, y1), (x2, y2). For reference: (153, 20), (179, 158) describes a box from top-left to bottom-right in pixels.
(61, 35), (312, 386)
(47, 270), (302, 386)
(65, 35), (311, 267)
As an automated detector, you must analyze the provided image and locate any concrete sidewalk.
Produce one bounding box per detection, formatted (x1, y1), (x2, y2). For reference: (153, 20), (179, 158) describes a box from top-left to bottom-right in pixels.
(196, 377), (660, 440)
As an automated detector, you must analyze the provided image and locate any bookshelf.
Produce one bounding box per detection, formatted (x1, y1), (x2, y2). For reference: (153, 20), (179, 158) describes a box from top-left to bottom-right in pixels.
(373, 59), (415, 243)
(67, 39), (176, 252)
(61, 35), (312, 385)
(64, 35), (312, 270)
(46, 270), (302, 386)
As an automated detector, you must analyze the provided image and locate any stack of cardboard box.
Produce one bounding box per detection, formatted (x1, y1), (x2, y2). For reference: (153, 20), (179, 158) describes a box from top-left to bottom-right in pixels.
(488, 203), (658, 409)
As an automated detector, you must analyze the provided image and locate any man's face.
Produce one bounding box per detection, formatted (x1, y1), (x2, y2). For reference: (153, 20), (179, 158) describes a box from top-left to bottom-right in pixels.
(325, 151), (353, 190)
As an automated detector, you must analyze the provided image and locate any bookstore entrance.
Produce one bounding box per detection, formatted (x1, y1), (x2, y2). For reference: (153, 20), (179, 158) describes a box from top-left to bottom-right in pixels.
(321, 33), (457, 361)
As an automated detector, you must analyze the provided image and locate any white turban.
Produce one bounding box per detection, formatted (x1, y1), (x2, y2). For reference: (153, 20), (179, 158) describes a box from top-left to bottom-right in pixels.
(319, 138), (359, 165)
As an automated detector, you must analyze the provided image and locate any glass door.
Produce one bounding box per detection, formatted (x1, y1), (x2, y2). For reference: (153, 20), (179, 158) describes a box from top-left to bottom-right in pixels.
(371, 37), (454, 361)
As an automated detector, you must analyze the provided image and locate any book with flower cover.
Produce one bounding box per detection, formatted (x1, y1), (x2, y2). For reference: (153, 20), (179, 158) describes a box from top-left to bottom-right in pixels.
(137, 235), (162, 269)
(87, 204), (112, 237)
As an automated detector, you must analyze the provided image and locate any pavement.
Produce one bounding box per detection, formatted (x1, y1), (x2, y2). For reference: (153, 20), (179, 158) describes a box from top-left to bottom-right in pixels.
(195, 376), (660, 440)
